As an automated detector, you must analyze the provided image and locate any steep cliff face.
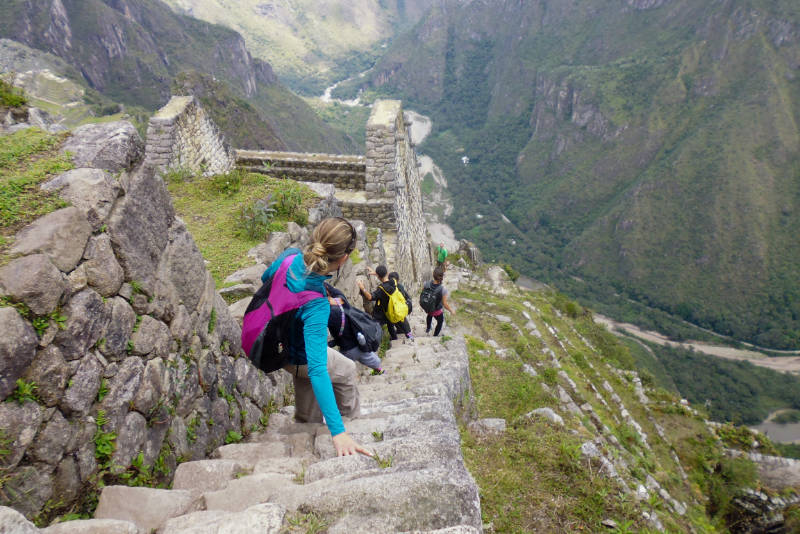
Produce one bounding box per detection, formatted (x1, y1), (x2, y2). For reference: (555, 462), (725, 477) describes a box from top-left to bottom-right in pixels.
(160, 0), (433, 94)
(0, 0), (272, 108)
(0, 0), (358, 153)
(355, 0), (800, 349)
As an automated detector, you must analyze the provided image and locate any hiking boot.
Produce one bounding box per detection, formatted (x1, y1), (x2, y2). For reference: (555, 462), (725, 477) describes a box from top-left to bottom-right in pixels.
(370, 368), (385, 376)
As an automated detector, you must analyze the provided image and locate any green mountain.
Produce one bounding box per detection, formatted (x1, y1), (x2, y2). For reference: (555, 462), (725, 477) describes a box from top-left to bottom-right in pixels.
(346, 0), (800, 349)
(159, 0), (431, 94)
(0, 0), (357, 153)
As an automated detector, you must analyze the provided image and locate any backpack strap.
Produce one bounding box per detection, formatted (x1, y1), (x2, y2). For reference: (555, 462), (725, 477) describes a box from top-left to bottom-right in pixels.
(269, 254), (324, 314)
(379, 279), (397, 297)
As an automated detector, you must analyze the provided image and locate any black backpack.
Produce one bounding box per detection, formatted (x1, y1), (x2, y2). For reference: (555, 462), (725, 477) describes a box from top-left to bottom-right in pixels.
(419, 281), (443, 313)
(345, 306), (382, 352)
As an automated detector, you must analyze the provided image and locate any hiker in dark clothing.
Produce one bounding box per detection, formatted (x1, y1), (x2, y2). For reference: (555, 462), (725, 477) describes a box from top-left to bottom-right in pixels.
(423, 265), (455, 336)
(357, 265), (403, 341)
(388, 271), (414, 340)
(325, 283), (383, 374)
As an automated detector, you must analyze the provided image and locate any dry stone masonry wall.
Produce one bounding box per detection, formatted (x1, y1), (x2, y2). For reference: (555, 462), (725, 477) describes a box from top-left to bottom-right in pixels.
(144, 96), (235, 176)
(0, 121), (287, 519)
(370, 100), (434, 290)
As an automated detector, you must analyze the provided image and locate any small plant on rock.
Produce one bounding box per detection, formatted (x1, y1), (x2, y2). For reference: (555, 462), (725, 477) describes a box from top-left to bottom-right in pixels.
(9, 378), (38, 404)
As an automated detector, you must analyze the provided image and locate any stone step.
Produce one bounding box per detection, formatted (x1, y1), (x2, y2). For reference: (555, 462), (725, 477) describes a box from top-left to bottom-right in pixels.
(93, 486), (198, 533)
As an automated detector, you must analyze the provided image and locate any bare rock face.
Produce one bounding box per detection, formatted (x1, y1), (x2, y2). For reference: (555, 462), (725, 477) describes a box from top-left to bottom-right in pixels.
(83, 234), (125, 297)
(62, 121), (144, 172)
(23, 345), (69, 407)
(108, 167), (175, 288)
(41, 168), (122, 231)
(8, 207), (92, 272)
(0, 308), (38, 400)
(0, 254), (68, 315)
(54, 288), (110, 360)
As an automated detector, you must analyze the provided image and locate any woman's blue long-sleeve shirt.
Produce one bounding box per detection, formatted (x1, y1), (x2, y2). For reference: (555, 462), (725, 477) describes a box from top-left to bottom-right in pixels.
(261, 248), (344, 436)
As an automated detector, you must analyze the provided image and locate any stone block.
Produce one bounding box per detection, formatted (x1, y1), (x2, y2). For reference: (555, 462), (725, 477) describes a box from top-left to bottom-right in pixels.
(203, 473), (292, 513)
(172, 459), (246, 495)
(95, 486), (196, 532)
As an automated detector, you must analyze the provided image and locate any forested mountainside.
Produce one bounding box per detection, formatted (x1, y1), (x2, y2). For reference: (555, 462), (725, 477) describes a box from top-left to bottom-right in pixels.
(159, 0), (431, 95)
(0, 0), (357, 153)
(345, 0), (800, 350)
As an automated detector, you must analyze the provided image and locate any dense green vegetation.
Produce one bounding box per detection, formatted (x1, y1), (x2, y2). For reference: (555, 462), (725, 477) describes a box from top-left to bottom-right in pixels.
(362, 0), (800, 350)
(637, 342), (800, 425)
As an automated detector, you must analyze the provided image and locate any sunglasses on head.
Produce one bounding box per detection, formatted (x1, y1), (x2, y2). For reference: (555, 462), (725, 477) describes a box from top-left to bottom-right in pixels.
(337, 217), (357, 254)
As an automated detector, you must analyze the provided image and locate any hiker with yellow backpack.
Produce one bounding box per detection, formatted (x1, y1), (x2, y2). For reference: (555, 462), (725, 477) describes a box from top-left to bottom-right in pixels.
(357, 265), (409, 342)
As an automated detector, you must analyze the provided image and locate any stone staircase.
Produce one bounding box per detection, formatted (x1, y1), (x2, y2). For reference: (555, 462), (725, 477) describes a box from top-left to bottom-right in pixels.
(19, 313), (481, 533)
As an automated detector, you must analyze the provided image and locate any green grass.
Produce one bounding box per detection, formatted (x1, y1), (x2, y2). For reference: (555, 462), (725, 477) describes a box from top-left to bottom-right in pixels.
(453, 279), (770, 532)
(0, 128), (73, 258)
(165, 169), (319, 286)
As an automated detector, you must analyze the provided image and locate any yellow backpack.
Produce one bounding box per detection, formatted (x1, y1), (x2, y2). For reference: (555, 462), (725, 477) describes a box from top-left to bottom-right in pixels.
(380, 280), (409, 323)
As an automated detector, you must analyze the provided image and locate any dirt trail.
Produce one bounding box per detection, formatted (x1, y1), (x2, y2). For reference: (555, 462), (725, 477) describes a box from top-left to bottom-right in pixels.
(595, 315), (800, 373)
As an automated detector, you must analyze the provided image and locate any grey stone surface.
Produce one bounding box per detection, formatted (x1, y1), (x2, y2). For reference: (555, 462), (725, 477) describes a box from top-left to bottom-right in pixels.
(0, 307), (38, 400)
(467, 418), (506, 436)
(98, 297), (136, 360)
(62, 121), (144, 172)
(108, 166), (175, 288)
(83, 234), (124, 297)
(54, 288), (110, 360)
(41, 168), (122, 231)
(9, 207), (92, 272)
(132, 358), (167, 416)
(61, 353), (103, 415)
(247, 232), (291, 265)
(0, 254), (67, 316)
(526, 407), (564, 426)
(101, 357), (144, 418)
(53, 455), (82, 505)
(112, 411), (148, 468)
(30, 410), (71, 465)
(129, 315), (171, 358)
(0, 506), (39, 534)
(24, 345), (69, 407)
(172, 459), (245, 494)
(43, 518), (142, 534)
(0, 401), (43, 470)
(161, 503), (284, 534)
(161, 221), (208, 314)
(203, 473), (291, 512)
(94, 486), (195, 532)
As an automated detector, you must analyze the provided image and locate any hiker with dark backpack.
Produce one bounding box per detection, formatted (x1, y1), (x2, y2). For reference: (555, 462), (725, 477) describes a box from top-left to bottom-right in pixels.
(241, 217), (371, 457)
(388, 271), (414, 341)
(356, 265), (408, 341)
(324, 283), (385, 375)
(419, 265), (455, 336)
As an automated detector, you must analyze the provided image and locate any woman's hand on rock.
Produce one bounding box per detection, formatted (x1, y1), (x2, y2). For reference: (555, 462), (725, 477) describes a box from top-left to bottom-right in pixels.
(332, 432), (372, 457)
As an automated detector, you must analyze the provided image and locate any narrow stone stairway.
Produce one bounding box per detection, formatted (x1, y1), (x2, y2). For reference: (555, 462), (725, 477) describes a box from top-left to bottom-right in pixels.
(27, 313), (480, 534)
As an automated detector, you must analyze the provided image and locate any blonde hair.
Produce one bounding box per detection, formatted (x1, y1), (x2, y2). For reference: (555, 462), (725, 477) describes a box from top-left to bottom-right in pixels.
(303, 217), (355, 274)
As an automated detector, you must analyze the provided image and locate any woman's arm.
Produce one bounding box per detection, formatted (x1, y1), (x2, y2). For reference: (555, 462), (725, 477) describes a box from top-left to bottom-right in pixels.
(442, 292), (456, 314)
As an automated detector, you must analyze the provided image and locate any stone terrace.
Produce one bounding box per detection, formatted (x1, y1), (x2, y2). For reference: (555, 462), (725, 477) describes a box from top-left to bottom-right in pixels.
(236, 150), (366, 190)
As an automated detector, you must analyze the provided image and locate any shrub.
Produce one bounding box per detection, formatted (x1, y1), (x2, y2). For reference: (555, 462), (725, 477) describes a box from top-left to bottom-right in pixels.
(0, 79), (27, 108)
(237, 195), (276, 239)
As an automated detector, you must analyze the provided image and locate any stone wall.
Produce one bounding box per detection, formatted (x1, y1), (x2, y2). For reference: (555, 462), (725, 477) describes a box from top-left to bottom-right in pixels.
(144, 96), (235, 176)
(365, 100), (433, 290)
(340, 200), (396, 230)
(237, 150), (366, 189)
(0, 122), (287, 519)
